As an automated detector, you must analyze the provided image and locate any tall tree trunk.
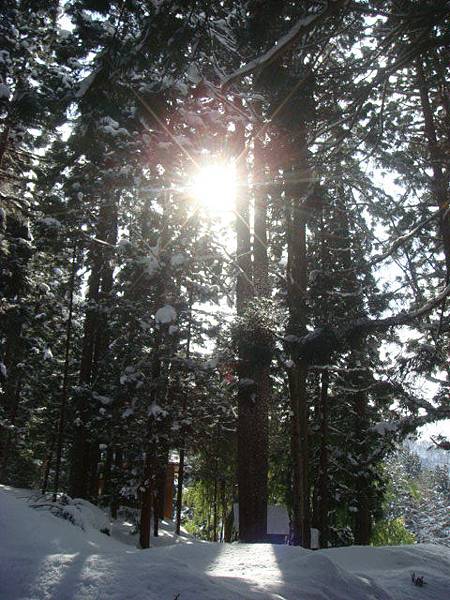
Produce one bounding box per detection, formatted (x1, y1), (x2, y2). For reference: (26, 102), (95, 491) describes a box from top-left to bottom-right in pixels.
(336, 193), (372, 545)
(139, 189), (174, 548)
(220, 478), (227, 542)
(53, 243), (77, 500)
(70, 201), (117, 498)
(110, 448), (122, 520)
(153, 456), (168, 537)
(139, 332), (161, 549)
(285, 127), (312, 548)
(41, 434), (55, 495)
(139, 452), (153, 549)
(176, 291), (192, 535)
(175, 445), (185, 534)
(0, 217), (30, 480)
(234, 122), (269, 542)
(353, 380), (371, 545)
(0, 373), (22, 480)
(317, 369), (329, 548)
(213, 453), (218, 543)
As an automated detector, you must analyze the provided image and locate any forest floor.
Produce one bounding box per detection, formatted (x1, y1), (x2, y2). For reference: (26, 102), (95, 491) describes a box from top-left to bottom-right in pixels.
(1, 485), (449, 600)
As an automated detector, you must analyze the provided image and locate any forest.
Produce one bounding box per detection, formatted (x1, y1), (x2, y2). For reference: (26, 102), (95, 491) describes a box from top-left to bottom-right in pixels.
(0, 2), (449, 589)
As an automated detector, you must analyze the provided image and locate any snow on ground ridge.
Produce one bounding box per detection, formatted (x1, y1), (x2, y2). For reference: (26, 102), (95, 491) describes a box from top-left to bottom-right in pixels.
(1, 485), (450, 600)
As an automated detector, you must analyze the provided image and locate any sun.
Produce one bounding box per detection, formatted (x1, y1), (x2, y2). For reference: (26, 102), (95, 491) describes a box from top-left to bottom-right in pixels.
(190, 162), (236, 215)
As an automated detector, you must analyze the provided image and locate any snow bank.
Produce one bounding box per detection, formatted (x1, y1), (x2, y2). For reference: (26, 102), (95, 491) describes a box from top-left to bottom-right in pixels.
(1, 485), (450, 599)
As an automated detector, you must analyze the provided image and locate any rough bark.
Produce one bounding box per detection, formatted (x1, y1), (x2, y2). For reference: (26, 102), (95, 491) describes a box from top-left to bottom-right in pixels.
(41, 434), (55, 495)
(176, 293), (192, 535)
(175, 445), (185, 535)
(70, 201), (118, 498)
(317, 369), (329, 548)
(153, 456), (168, 537)
(235, 123), (269, 542)
(353, 383), (371, 545)
(139, 332), (161, 549)
(139, 452), (153, 549)
(0, 215), (31, 479)
(285, 126), (312, 548)
(53, 243), (77, 500)
(139, 191), (173, 549)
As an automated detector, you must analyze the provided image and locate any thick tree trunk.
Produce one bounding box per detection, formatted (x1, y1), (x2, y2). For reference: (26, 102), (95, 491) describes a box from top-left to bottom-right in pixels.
(353, 385), (371, 545)
(139, 190), (174, 549)
(175, 446), (185, 535)
(53, 243), (77, 500)
(41, 434), (55, 495)
(139, 453), (153, 549)
(213, 456), (218, 543)
(175, 295), (191, 535)
(287, 362), (310, 547)
(234, 124), (269, 542)
(317, 369), (329, 548)
(70, 201), (117, 498)
(0, 371), (22, 480)
(110, 448), (122, 519)
(0, 217), (30, 480)
(253, 138), (271, 474)
(285, 127), (312, 547)
(220, 478), (226, 542)
(139, 344), (161, 549)
(153, 458), (168, 537)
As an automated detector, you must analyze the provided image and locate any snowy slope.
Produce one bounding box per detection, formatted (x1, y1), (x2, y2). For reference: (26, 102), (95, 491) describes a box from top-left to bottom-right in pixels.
(1, 486), (450, 600)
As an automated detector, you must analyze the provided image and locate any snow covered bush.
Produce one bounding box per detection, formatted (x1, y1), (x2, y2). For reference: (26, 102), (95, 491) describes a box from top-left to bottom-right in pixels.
(28, 493), (110, 534)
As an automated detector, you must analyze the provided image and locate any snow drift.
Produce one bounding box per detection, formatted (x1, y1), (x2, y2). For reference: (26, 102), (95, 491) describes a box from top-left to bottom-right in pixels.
(1, 485), (449, 600)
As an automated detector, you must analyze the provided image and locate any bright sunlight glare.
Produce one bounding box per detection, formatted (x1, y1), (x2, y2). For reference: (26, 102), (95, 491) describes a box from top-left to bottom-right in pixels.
(190, 162), (236, 215)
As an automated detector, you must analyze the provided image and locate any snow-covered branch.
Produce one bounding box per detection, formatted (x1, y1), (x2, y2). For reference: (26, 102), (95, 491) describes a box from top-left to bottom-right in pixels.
(370, 211), (439, 267)
(286, 282), (450, 361)
(221, 0), (350, 90)
(349, 282), (450, 334)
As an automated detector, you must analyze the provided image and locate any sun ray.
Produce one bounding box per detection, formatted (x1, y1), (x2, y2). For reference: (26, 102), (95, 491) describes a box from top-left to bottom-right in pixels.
(190, 162), (237, 215)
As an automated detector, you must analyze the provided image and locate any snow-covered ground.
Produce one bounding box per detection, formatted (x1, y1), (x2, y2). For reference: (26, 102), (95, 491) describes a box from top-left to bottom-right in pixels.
(1, 485), (449, 600)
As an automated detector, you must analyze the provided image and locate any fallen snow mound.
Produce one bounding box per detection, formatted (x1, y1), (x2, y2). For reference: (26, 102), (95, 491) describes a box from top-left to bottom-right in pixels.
(29, 493), (111, 532)
(1, 486), (450, 600)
